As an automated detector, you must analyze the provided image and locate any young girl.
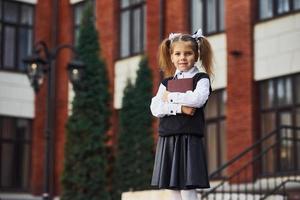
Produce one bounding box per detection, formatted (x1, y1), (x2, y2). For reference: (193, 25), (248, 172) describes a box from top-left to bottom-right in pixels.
(150, 29), (213, 200)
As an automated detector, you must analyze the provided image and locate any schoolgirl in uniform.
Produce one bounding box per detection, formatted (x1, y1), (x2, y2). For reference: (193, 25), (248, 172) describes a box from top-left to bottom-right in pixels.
(150, 29), (214, 200)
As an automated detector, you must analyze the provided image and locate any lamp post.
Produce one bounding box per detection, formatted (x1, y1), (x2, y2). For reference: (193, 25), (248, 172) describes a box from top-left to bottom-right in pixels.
(23, 41), (84, 200)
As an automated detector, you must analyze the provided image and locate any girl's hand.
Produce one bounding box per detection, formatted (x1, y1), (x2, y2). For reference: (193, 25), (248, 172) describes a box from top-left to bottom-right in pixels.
(181, 106), (196, 116)
(162, 91), (170, 102)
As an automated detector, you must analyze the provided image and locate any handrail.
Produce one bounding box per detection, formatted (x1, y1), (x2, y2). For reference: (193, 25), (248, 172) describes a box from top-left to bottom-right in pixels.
(209, 125), (300, 179)
(200, 125), (300, 199)
(260, 180), (300, 200)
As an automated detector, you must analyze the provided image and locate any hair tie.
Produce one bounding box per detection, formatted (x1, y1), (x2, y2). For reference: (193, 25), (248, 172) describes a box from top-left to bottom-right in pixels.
(168, 33), (181, 43)
(192, 29), (205, 40)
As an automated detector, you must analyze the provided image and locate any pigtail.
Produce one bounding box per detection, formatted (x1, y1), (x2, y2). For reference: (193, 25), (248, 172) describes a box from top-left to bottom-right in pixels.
(198, 37), (214, 77)
(158, 38), (175, 78)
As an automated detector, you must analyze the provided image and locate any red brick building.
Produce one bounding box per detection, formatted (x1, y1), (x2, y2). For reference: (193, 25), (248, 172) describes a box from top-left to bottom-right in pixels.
(0, 0), (299, 199)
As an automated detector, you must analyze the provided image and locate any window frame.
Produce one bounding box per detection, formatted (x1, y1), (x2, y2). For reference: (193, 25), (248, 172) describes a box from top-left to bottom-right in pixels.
(0, 0), (35, 73)
(72, 0), (95, 46)
(259, 73), (300, 176)
(257, 0), (300, 22)
(119, 0), (146, 59)
(189, 0), (225, 36)
(205, 89), (227, 178)
(0, 115), (32, 192)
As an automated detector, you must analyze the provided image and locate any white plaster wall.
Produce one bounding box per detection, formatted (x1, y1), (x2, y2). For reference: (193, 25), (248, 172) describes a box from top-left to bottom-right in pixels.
(70, 0), (85, 4)
(0, 72), (34, 118)
(254, 13), (300, 81)
(68, 82), (74, 116)
(114, 55), (143, 109)
(205, 33), (227, 90)
(13, 0), (37, 4)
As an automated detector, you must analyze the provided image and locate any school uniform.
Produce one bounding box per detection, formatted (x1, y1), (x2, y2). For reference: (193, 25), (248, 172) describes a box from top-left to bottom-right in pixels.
(150, 66), (211, 190)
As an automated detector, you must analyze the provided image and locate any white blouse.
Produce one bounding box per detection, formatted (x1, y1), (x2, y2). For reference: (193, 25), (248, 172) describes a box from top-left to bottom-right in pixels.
(150, 66), (210, 118)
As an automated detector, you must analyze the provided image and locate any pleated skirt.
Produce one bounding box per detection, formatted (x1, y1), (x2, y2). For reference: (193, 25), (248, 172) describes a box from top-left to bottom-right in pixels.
(151, 134), (210, 190)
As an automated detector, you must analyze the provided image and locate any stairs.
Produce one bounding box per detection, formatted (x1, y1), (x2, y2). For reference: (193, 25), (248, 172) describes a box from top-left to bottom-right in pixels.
(198, 126), (300, 200)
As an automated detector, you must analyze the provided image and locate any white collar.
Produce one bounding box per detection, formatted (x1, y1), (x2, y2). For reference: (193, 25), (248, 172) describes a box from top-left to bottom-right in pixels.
(174, 66), (199, 79)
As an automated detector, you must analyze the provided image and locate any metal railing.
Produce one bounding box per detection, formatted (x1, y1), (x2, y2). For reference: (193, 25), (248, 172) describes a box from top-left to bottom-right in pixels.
(199, 125), (300, 200)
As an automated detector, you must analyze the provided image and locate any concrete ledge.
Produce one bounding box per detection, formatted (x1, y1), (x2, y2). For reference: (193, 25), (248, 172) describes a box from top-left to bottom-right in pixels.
(122, 190), (172, 200)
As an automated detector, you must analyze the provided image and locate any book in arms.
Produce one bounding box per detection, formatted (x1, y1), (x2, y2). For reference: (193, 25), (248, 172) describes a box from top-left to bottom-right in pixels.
(167, 78), (193, 92)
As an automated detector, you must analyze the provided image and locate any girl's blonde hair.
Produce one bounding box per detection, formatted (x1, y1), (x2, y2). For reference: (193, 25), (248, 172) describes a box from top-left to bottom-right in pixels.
(158, 34), (214, 78)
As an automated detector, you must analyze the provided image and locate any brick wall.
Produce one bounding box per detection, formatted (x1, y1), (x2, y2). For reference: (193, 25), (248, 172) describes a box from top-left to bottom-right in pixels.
(226, 0), (259, 181)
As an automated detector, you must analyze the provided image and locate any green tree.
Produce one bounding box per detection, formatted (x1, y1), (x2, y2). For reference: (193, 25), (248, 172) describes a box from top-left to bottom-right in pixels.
(61, 3), (110, 200)
(113, 57), (154, 200)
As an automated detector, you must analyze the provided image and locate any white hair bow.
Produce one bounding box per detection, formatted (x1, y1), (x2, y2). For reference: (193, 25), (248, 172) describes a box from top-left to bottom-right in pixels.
(168, 33), (181, 42)
(192, 29), (205, 39)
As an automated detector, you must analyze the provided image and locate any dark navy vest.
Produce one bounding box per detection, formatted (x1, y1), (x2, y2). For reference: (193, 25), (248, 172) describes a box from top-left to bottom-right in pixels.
(158, 73), (211, 137)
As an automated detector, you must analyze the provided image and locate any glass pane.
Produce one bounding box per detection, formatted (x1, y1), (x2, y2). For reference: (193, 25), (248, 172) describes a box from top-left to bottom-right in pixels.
(4, 26), (16, 68)
(4, 1), (18, 23)
(279, 112), (293, 171)
(205, 91), (218, 118)
(261, 112), (276, 136)
(278, 0), (290, 14)
(74, 3), (85, 26)
(220, 120), (227, 176)
(19, 28), (33, 71)
(16, 119), (31, 141)
(261, 112), (276, 174)
(207, 0), (217, 33)
(120, 10), (130, 57)
(121, 0), (130, 8)
(219, 0), (225, 31)
(220, 90), (227, 116)
(20, 144), (30, 188)
(0, 24), (2, 66)
(0, 0), (2, 20)
(296, 75), (300, 104)
(143, 5), (146, 51)
(191, 0), (203, 33)
(1, 118), (15, 140)
(294, 0), (300, 9)
(206, 123), (218, 174)
(133, 8), (141, 54)
(259, 0), (273, 19)
(21, 5), (33, 25)
(296, 109), (300, 170)
(260, 80), (275, 109)
(74, 28), (80, 46)
(1, 143), (15, 187)
(277, 77), (293, 106)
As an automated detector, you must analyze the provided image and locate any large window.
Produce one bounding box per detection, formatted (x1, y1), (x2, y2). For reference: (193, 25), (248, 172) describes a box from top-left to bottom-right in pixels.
(205, 89), (227, 177)
(120, 0), (146, 58)
(259, 0), (300, 20)
(260, 74), (300, 175)
(190, 0), (225, 35)
(0, 116), (32, 191)
(0, 0), (34, 72)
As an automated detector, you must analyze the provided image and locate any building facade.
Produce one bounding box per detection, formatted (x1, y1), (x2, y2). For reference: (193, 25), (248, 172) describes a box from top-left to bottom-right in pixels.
(0, 0), (299, 199)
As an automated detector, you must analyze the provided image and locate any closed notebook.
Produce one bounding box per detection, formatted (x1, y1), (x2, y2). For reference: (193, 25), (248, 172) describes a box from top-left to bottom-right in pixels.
(167, 78), (193, 92)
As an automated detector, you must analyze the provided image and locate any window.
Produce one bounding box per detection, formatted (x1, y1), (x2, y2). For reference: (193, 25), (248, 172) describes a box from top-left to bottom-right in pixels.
(0, 116), (32, 191)
(190, 0), (225, 35)
(0, 0), (34, 72)
(259, 0), (300, 20)
(205, 89), (227, 177)
(120, 0), (146, 58)
(73, 0), (95, 46)
(260, 74), (300, 175)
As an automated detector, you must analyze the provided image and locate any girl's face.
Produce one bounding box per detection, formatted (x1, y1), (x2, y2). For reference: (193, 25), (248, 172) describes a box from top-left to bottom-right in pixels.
(171, 41), (197, 72)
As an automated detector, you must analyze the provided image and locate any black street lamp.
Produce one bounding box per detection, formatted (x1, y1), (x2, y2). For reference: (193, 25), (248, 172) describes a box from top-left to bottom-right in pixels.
(23, 41), (84, 200)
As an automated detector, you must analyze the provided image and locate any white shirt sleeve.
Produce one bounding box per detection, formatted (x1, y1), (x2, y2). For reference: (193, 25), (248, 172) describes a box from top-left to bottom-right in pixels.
(167, 78), (210, 108)
(150, 83), (182, 118)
